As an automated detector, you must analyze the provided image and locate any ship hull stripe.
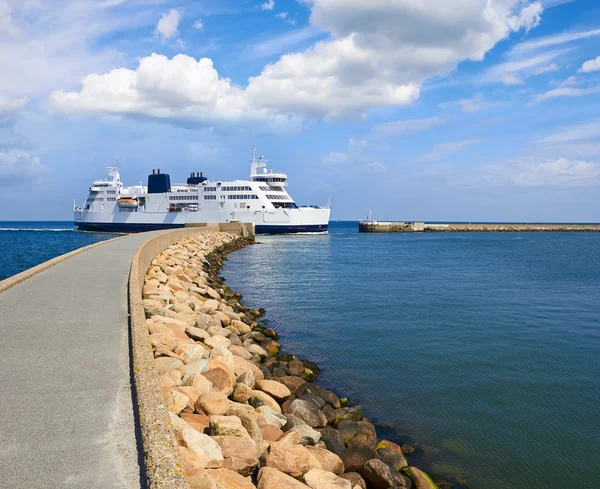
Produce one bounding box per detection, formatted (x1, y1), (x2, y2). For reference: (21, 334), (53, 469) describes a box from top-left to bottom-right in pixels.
(74, 222), (328, 234)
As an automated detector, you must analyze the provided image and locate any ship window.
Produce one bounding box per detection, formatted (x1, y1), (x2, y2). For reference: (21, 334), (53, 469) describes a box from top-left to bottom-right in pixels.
(239, 203), (246, 209)
(204, 187), (216, 192)
(204, 195), (216, 200)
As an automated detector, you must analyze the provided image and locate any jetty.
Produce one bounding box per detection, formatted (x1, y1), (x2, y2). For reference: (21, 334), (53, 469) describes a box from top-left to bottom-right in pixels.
(0, 223), (252, 489)
(359, 221), (600, 233)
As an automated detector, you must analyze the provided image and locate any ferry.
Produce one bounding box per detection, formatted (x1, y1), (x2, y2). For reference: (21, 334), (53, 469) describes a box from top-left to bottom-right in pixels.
(73, 148), (330, 234)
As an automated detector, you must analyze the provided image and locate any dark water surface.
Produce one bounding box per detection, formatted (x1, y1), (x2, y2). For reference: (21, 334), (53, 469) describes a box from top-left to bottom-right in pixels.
(222, 221), (600, 489)
(0, 221), (115, 281)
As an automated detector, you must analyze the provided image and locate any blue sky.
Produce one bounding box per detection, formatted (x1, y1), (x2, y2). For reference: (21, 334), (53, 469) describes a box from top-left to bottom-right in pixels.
(1, 0), (599, 221)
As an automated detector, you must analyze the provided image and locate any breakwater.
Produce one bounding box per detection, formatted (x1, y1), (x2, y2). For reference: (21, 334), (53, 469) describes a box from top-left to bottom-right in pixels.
(143, 233), (439, 489)
(359, 222), (600, 233)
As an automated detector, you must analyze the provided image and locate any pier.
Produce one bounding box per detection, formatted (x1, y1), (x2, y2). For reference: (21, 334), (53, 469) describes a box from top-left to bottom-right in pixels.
(0, 223), (252, 489)
(359, 222), (600, 233)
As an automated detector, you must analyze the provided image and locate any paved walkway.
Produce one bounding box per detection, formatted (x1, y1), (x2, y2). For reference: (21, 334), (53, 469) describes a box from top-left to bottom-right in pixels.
(0, 231), (163, 489)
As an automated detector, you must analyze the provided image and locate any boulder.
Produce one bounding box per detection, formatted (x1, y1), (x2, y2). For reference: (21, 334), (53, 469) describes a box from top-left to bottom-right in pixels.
(237, 370), (256, 388)
(196, 312), (218, 330)
(178, 447), (207, 478)
(163, 388), (190, 414)
(256, 405), (288, 429)
(377, 447), (408, 471)
(186, 326), (210, 341)
(173, 386), (201, 412)
(361, 459), (411, 489)
(339, 473), (367, 489)
(181, 412), (210, 433)
(155, 357), (184, 374)
(180, 428), (224, 469)
(198, 467), (257, 489)
(195, 391), (229, 416)
(179, 360), (210, 383)
(205, 336), (232, 350)
(159, 369), (183, 387)
(337, 420), (377, 447)
(249, 390), (281, 413)
(229, 345), (252, 360)
(257, 467), (311, 489)
(288, 399), (328, 428)
(343, 443), (378, 473)
(184, 373), (213, 396)
(333, 407), (363, 424)
(202, 367), (234, 396)
(306, 447), (344, 475)
(303, 469), (352, 489)
(209, 346), (235, 372)
(233, 356), (264, 382)
(284, 425), (322, 446)
(209, 415), (250, 438)
(228, 404), (265, 456)
(256, 379), (291, 402)
(262, 425), (284, 442)
(232, 383), (253, 403)
(401, 467), (439, 489)
(296, 384), (341, 409)
(264, 442), (312, 478)
(287, 358), (305, 377)
(317, 426), (347, 459)
(247, 343), (269, 359)
(212, 435), (258, 476)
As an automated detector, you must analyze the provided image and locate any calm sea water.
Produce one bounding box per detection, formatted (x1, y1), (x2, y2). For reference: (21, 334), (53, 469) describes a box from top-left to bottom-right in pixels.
(222, 221), (600, 489)
(0, 222), (115, 281)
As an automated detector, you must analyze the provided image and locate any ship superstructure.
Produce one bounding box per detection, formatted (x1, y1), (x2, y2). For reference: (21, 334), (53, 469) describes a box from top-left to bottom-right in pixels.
(73, 149), (330, 234)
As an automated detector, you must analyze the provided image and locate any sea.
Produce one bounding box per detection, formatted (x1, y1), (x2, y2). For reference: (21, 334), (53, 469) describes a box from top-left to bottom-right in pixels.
(1, 221), (599, 488)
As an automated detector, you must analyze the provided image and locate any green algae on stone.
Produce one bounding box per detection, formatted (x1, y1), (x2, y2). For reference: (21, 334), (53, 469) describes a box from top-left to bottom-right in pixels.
(401, 466), (440, 489)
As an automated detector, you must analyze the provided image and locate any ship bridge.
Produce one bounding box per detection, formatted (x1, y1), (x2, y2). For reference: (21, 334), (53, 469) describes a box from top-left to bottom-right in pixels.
(249, 147), (287, 188)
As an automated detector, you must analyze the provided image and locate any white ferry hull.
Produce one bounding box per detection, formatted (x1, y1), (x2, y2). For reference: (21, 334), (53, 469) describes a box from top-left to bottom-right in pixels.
(74, 207), (330, 234)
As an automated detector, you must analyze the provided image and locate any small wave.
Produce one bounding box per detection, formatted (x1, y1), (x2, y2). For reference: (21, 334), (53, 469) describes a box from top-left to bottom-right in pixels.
(0, 227), (76, 232)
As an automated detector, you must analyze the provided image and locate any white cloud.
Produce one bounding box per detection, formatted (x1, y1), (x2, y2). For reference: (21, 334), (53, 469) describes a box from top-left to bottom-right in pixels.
(513, 158), (600, 186)
(531, 86), (600, 104)
(369, 116), (447, 140)
(536, 119), (600, 145)
(579, 56), (600, 73)
(479, 49), (565, 85)
(501, 73), (524, 85)
(156, 9), (181, 41)
(193, 19), (204, 31)
(0, 0), (21, 38)
(0, 93), (27, 116)
(511, 27), (600, 55)
(51, 0), (546, 122)
(246, 27), (322, 59)
(261, 0), (275, 11)
(558, 76), (577, 87)
(0, 149), (43, 183)
(532, 62), (558, 75)
(418, 138), (483, 162)
(439, 93), (502, 113)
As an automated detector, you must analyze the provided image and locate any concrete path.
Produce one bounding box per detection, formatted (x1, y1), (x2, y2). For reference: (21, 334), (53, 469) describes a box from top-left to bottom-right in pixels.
(0, 231), (163, 489)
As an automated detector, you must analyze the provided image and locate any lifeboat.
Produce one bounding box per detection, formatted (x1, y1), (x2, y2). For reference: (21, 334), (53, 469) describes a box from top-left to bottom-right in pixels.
(117, 197), (138, 209)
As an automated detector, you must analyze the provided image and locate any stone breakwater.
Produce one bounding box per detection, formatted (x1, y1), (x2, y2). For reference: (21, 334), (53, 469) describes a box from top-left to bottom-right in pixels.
(425, 223), (600, 232)
(143, 232), (440, 489)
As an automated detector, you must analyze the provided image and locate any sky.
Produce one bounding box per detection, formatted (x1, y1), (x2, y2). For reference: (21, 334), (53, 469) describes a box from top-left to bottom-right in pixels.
(0, 0), (599, 222)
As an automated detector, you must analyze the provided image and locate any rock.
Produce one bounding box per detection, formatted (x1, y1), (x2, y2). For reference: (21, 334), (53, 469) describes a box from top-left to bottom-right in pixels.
(304, 469), (352, 489)
(255, 405), (287, 429)
(376, 445), (408, 471)
(361, 459), (411, 489)
(180, 428), (224, 469)
(317, 426), (347, 459)
(186, 326), (210, 341)
(202, 367), (234, 396)
(229, 345), (252, 360)
(209, 346), (235, 371)
(173, 386), (201, 412)
(306, 447), (344, 475)
(160, 369), (183, 387)
(337, 420), (377, 447)
(228, 404), (265, 456)
(287, 358), (305, 377)
(209, 415), (250, 438)
(261, 338), (280, 357)
(322, 404), (336, 425)
(288, 399), (328, 428)
(181, 412), (210, 433)
(247, 343), (269, 359)
(265, 442), (312, 478)
(163, 387), (190, 414)
(339, 473), (367, 489)
(237, 370), (256, 388)
(256, 379), (291, 402)
(195, 391), (229, 416)
(155, 357), (184, 374)
(196, 312), (218, 330)
(333, 407), (363, 424)
(232, 319), (251, 334)
(283, 413), (307, 432)
(198, 299), (220, 315)
(278, 429), (302, 445)
(212, 435), (258, 476)
(184, 373), (213, 396)
(262, 425), (284, 442)
(343, 443), (378, 473)
(257, 467), (311, 489)
(205, 336), (232, 350)
(263, 327), (279, 339)
(233, 356), (265, 382)
(401, 467), (439, 489)
(179, 447), (208, 478)
(249, 390), (282, 413)
(299, 392), (326, 409)
(199, 467), (257, 489)
(278, 375), (306, 395)
(207, 325), (232, 338)
(179, 360), (210, 383)
(284, 425), (322, 445)
(232, 383), (253, 403)
(400, 443), (416, 456)
(296, 384), (341, 409)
